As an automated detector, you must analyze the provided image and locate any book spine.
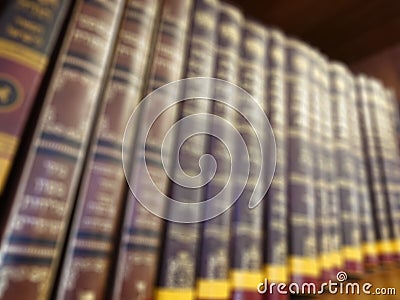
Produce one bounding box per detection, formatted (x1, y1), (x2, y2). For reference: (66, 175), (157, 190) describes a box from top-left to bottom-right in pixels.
(111, 0), (193, 299)
(153, 1), (220, 300)
(349, 80), (379, 270)
(0, 0), (72, 195)
(0, 0), (126, 299)
(355, 76), (394, 265)
(285, 39), (319, 288)
(55, 0), (160, 299)
(329, 64), (363, 277)
(309, 50), (331, 284)
(368, 80), (400, 262)
(263, 29), (289, 300)
(393, 94), (400, 154)
(318, 55), (343, 280)
(195, 4), (242, 300)
(229, 20), (266, 300)
(383, 89), (400, 261)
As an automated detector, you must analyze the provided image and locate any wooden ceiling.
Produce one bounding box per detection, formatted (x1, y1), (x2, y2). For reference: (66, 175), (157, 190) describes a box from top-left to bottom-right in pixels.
(230, 0), (400, 64)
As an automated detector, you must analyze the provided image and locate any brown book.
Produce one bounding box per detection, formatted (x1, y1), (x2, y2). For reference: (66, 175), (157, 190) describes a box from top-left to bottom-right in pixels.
(110, 0), (194, 298)
(285, 38), (319, 289)
(54, 0), (161, 299)
(0, 0), (72, 196)
(262, 28), (289, 300)
(0, 0), (126, 299)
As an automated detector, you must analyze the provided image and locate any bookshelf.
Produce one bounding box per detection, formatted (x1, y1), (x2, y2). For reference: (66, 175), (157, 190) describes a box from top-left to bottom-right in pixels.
(0, 1), (400, 299)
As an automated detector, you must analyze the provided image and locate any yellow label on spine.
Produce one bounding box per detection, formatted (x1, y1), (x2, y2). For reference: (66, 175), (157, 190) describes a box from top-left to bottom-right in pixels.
(0, 38), (47, 72)
(230, 270), (263, 290)
(391, 239), (400, 253)
(319, 253), (333, 270)
(342, 246), (363, 262)
(377, 241), (394, 255)
(155, 289), (194, 300)
(362, 243), (378, 256)
(196, 279), (230, 299)
(264, 265), (288, 283)
(289, 257), (319, 277)
(332, 251), (343, 270)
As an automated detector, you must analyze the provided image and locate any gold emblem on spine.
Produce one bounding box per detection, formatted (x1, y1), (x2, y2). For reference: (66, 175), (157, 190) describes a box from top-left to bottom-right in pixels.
(78, 290), (95, 300)
(304, 235), (316, 257)
(0, 73), (24, 112)
(207, 249), (228, 279)
(135, 280), (147, 300)
(272, 240), (285, 263)
(166, 251), (194, 287)
(241, 245), (261, 270)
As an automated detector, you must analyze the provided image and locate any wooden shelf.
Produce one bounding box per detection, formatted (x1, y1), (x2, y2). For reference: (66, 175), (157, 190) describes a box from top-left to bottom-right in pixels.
(229, 0), (400, 64)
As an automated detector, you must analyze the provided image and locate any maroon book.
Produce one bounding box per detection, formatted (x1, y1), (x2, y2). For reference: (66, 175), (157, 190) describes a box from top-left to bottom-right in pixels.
(110, 0), (194, 299)
(0, 0), (125, 299)
(54, 0), (161, 299)
(0, 0), (72, 196)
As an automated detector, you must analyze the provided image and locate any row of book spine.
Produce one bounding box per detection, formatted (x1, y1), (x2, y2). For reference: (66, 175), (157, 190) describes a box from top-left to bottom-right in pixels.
(0, 0), (400, 300)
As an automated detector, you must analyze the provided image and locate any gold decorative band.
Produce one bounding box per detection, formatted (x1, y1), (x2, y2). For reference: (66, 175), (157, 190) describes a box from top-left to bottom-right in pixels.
(230, 270), (263, 290)
(155, 288), (194, 300)
(196, 279), (230, 299)
(342, 246), (363, 262)
(0, 38), (47, 72)
(264, 265), (288, 283)
(289, 257), (319, 277)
